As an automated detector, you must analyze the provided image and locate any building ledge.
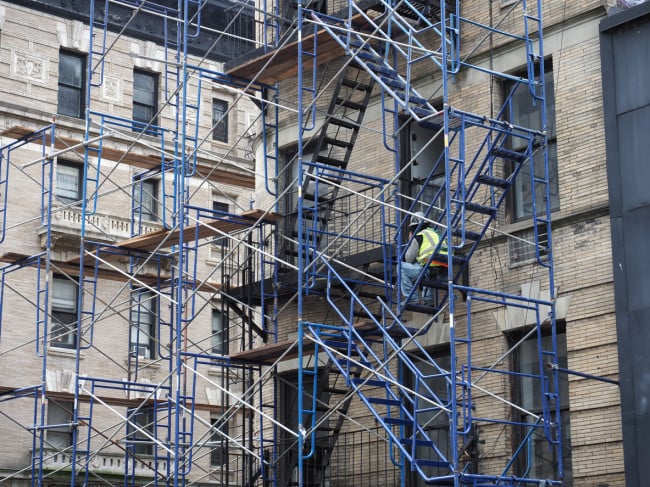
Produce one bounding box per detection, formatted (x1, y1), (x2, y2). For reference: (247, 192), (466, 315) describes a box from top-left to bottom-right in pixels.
(39, 447), (165, 477)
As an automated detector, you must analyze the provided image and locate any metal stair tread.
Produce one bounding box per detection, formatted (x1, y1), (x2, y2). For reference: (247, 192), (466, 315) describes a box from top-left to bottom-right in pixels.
(465, 202), (497, 215)
(451, 228), (482, 241)
(384, 416), (412, 426)
(323, 136), (355, 149)
(336, 97), (367, 111)
(399, 437), (436, 447)
(367, 396), (401, 407)
(365, 62), (398, 77)
(341, 77), (373, 91)
(326, 116), (359, 130)
(477, 174), (510, 189)
(490, 146), (527, 162)
(352, 377), (386, 388)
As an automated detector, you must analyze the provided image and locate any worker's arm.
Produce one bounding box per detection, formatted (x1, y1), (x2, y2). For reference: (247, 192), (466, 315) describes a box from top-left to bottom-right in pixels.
(404, 233), (420, 263)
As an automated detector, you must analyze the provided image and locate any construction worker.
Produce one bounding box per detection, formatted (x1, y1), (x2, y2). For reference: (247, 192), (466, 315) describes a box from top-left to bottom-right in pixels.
(400, 211), (447, 305)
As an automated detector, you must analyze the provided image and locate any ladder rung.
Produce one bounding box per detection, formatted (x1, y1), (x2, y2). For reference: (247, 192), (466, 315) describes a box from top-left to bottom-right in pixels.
(315, 155), (346, 167)
(323, 136), (354, 149)
(341, 78), (373, 92)
(336, 97), (366, 111)
(326, 116), (358, 130)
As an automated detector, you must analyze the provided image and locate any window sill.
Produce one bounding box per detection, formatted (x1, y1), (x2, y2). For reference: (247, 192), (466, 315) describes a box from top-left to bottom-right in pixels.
(48, 347), (86, 359)
(125, 358), (161, 370)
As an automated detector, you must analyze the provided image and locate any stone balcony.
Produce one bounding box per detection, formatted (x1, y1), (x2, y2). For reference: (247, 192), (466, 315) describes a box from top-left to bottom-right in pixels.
(39, 205), (160, 249)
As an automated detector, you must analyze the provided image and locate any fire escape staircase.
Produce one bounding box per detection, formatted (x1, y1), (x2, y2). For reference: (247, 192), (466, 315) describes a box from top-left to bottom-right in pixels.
(286, 58), (376, 288)
(289, 353), (368, 486)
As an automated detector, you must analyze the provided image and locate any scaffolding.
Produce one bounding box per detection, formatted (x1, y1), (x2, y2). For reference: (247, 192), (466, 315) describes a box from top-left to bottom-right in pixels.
(0, 0), (563, 486)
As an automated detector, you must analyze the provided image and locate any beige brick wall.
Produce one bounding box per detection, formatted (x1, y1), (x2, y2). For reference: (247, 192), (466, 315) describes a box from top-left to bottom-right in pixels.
(256, 0), (623, 484)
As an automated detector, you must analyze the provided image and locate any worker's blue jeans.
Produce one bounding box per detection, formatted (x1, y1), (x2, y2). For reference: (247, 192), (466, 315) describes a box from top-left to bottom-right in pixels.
(400, 262), (432, 304)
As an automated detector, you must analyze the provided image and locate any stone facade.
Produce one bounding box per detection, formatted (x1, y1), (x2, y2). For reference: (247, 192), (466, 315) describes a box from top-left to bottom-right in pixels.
(0, 1), (257, 485)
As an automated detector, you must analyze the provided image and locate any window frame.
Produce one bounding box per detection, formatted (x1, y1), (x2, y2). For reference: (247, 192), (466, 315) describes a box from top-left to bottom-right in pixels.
(509, 326), (572, 483)
(47, 399), (73, 449)
(212, 98), (229, 143)
(211, 200), (230, 248)
(211, 308), (227, 356)
(133, 69), (159, 134)
(133, 178), (159, 223)
(57, 50), (86, 119)
(127, 407), (155, 456)
(51, 275), (78, 349)
(129, 289), (157, 360)
(55, 161), (83, 206)
(504, 62), (559, 223)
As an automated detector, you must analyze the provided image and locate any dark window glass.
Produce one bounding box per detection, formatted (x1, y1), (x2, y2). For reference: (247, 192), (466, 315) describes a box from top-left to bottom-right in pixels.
(56, 162), (82, 205)
(505, 65), (559, 222)
(129, 289), (156, 360)
(212, 201), (230, 247)
(210, 416), (229, 465)
(58, 51), (85, 118)
(127, 407), (154, 455)
(47, 400), (73, 448)
(212, 309), (227, 355)
(134, 179), (158, 223)
(212, 99), (229, 142)
(133, 70), (158, 134)
(511, 329), (572, 483)
(51, 276), (78, 349)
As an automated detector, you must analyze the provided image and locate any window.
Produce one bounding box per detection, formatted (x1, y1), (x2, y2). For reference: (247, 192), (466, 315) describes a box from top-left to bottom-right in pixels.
(211, 309), (227, 355)
(212, 99), (229, 142)
(47, 399), (73, 449)
(58, 51), (85, 118)
(133, 70), (158, 134)
(56, 162), (82, 205)
(210, 416), (229, 466)
(133, 178), (158, 223)
(212, 201), (230, 248)
(51, 276), (78, 349)
(510, 328), (572, 483)
(129, 289), (156, 360)
(505, 64), (559, 222)
(127, 407), (154, 455)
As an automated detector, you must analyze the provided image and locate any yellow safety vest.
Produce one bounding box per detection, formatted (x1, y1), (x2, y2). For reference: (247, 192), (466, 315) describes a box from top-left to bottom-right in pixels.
(416, 227), (448, 267)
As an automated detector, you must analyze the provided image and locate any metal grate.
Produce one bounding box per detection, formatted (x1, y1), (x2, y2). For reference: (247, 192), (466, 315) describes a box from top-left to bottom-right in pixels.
(508, 226), (548, 266)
